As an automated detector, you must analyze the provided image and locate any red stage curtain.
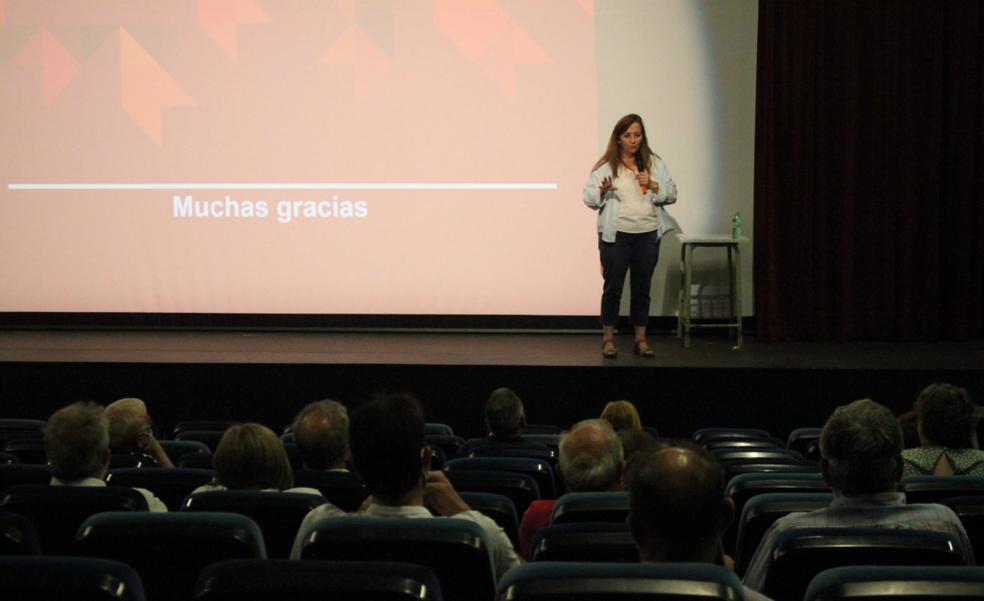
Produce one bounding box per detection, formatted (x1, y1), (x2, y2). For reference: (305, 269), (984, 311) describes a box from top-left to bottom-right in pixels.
(754, 0), (983, 341)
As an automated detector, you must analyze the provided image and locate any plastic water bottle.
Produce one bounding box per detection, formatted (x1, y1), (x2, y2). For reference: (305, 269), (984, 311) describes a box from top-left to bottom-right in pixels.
(732, 212), (742, 239)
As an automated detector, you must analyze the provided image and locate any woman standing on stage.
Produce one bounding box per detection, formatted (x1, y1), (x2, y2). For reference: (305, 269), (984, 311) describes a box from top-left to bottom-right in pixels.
(583, 114), (677, 358)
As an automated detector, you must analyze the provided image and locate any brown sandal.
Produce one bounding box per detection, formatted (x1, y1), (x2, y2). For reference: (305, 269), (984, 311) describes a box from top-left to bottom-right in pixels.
(602, 339), (618, 359)
(633, 340), (655, 357)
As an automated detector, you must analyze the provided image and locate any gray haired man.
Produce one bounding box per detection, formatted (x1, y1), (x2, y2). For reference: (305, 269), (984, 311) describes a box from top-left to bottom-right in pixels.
(743, 398), (973, 591)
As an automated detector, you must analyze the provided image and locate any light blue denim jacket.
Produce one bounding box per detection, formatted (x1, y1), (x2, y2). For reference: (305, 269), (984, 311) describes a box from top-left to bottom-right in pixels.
(582, 154), (678, 243)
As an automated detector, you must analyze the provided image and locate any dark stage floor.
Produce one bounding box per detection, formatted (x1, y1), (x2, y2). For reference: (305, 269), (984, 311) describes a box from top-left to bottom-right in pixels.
(1, 329), (981, 370)
(1, 330), (981, 440)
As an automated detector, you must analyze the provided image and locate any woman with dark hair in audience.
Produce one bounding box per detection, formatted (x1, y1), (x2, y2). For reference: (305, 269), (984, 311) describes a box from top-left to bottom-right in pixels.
(903, 383), (984, 476)
(192, 423), (322, 494)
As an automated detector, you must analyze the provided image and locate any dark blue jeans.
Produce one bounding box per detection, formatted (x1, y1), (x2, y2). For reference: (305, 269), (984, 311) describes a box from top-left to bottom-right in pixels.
(599, 230), (662, 327)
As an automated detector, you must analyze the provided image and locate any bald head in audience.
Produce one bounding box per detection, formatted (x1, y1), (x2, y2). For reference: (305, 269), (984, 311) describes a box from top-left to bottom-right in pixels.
(559, 418), (624, 492)
(291, 399), (350, 471)
(628, 445), (733, 564)
(485, 387), (528, 440)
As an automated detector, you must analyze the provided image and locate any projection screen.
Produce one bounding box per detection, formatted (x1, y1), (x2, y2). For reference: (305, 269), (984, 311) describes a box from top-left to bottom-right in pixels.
(0, 0), (757, 319)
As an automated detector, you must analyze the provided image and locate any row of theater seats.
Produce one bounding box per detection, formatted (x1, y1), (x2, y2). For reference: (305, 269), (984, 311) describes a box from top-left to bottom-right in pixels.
(6, 556), (984, 601)
(1, 418), (808, 461)
(0, 480), (526, 559)
(6, 418), (984, 600)
(4, 558), (984, 601)
(5, 473), (984, 598)
(724, 473), (984, 574)
(4, 513), (984, 601)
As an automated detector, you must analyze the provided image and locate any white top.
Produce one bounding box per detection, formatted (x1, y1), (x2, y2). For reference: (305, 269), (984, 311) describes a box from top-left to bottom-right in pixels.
(614, 165), (660, 233)
(583, 154), (678, 243)
(51, 476), (168, 513)
(190, 483), (324, 496)
(290, 502), (522, 578)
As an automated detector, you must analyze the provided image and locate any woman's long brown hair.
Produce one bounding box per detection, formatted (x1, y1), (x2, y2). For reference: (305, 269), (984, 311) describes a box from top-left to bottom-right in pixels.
(592, 113), (655, 176)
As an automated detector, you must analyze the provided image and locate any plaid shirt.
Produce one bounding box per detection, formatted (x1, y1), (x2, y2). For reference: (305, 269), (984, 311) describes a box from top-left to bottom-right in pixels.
(742, 491), (974, 591)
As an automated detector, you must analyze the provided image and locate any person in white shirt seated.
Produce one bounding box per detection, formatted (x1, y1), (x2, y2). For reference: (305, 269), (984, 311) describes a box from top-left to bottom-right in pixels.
(190, 423), (322, 496)
(44, 400), (168, 512)
(742, 399), (974, 591)
(290, 393), (522, 578)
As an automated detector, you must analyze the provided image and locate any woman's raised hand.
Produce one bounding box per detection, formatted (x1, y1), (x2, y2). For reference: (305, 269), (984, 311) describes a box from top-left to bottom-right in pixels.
(599, 175), (615, 194)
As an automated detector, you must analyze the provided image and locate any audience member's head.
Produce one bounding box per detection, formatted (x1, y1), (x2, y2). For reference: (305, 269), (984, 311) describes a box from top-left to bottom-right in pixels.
(105, 397), (154, 454)
(627, 445), (732, 563)
(213, 423), (294, 490)
(896, 408), (921, 450)
(601, 400), (643, 432)
(349, 393), (428, 504)
(485, 387), (527, 440)
(916, 383), (977, 449)
(44, 401), (111, 482)
(820, 399), (903, 495)
(291, 399), (350, 470)
(618, 428), (665, 471)
(558, 419), (624, 492)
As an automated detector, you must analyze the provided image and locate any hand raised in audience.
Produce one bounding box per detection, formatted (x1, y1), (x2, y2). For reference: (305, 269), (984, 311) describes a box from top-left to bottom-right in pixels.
(424, 470), (471, 517)
(138, 427), (174, 469)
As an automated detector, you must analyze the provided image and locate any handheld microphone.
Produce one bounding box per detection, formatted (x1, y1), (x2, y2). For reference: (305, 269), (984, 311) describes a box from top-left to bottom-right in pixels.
(635, 154), (648, 193)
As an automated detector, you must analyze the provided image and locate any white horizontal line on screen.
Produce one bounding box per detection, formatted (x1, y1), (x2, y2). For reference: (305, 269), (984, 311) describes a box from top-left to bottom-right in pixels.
(7, 182), (558, 191)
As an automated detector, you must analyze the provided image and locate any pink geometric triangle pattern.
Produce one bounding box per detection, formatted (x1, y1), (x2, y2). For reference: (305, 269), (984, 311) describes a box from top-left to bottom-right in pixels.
(196, 0), (270, 61)
(432, 0), (551, 99)
(322, 24), (390, 96)
(40, 28), (79, 104)
(11, 27), (80, 105)
(575, 0), (594, 17)
(119, 27), (195, 145)
(341, 0), (395, 57)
